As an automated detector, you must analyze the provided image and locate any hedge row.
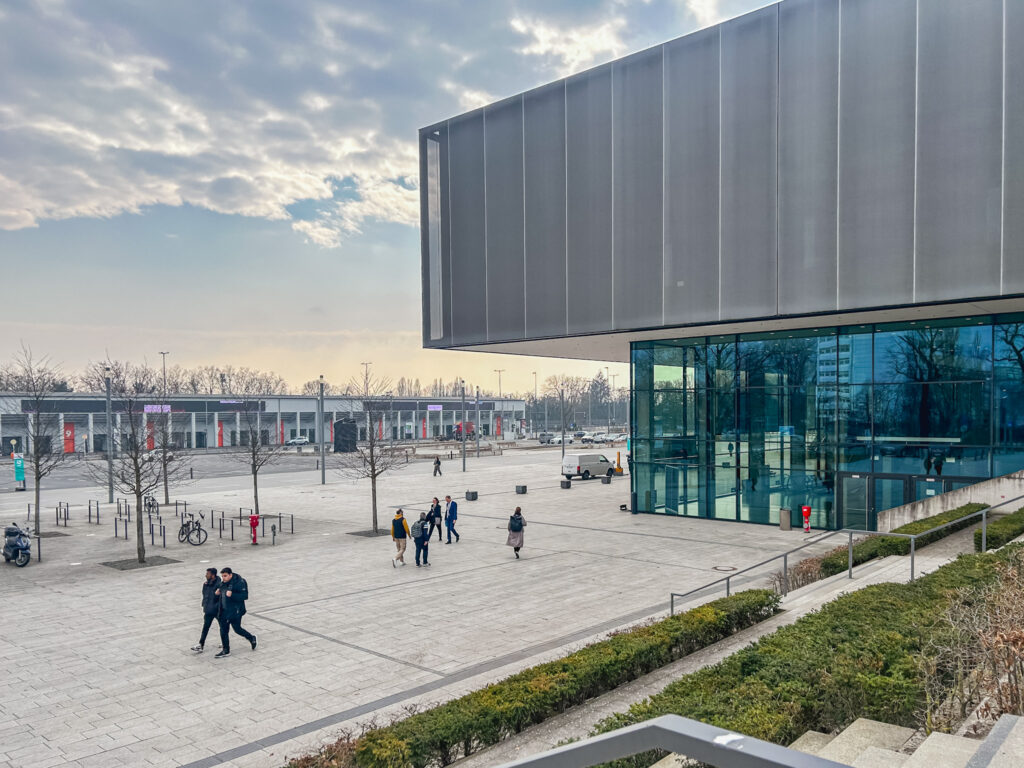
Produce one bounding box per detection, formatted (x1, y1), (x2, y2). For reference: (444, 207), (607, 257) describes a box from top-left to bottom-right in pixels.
(292, 590), (779, 768)
(975, 505), (1024, 551)
(593, 544), (1021, 768)
(819, 503), (987, 576)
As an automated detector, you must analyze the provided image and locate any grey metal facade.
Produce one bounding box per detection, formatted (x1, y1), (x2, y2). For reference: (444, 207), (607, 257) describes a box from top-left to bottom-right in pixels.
(420, 0), (1024, 352)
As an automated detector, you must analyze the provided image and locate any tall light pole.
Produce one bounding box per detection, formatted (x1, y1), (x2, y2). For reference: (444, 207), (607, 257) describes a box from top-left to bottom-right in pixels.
(461, 380), (466, 472)
(605, 366), (611, 432)
(105, 366), (114, 503)
(560, 388), (566, 459)
(532, 371), (537, 437)
(475, 386), (481, 458)
(494, 369), (505, 397)
(610, 373), (619, 430)
(319, 374), (326, 485)
(159, 351), (169, 394)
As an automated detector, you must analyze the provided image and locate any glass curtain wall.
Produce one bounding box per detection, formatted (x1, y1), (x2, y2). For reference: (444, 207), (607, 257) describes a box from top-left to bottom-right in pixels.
(632, 315), (1018, 529)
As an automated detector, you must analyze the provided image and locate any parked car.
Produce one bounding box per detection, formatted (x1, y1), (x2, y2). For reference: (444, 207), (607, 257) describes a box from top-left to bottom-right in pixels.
(537, 432), (555, 444)
(589, 433), (609, 444)
(573, 431), (587, 439)
(285, 436), (310, 446)
(550, 434), (573, 445)
(561, 452), (614, 480)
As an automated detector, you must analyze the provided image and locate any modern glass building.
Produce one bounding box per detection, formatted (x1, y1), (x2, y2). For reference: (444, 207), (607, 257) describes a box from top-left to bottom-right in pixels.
(420, 0), (1024, 530)
(633, 316), (1024, 529)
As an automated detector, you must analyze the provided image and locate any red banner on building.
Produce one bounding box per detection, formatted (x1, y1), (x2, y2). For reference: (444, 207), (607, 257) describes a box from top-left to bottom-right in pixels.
(422, 418), (426, 438)
(217, 421), (224, 448)
(146, 421), (155, 451)
(496, 416), (502, 437)
(63, 423), (75, 454)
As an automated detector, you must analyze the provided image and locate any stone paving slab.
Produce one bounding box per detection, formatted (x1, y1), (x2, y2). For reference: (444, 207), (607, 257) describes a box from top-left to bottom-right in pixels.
(0, 450), (837, 768)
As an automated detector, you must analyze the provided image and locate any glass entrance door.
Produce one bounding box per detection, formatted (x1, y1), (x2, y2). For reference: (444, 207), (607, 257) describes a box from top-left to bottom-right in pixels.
(840, 474), (869, 530)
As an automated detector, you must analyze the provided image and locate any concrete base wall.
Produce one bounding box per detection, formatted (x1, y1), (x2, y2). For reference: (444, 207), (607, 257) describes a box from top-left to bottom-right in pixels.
(878, 471), (1024, 532)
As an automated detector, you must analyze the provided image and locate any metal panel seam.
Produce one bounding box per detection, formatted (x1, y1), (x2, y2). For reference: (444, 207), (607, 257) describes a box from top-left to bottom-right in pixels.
(483, 110), (490, 342)
(522, 93), (528, 337)
(836, 0), (843, 310)
(1002, 0), (1007, 294)
(912, 0), (920, 303)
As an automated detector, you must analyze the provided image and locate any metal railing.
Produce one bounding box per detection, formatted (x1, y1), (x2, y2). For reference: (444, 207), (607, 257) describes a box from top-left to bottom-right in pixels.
(493, 714), (851, 768)
(670, 529), (847, 614)
(670, 505), (996, 615)
(843, 506), (988, 581)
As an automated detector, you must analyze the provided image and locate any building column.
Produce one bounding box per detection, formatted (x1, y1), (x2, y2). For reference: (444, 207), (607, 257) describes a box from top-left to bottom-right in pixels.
(191, 413), (196, 449)
(213, 412), (219, 448)
(235, 412), (241, 447)
(58, 413), (65, 454)
(116, 413), (122, 451)
(88, 413), (94, 453)
(295, 411), (301, 440)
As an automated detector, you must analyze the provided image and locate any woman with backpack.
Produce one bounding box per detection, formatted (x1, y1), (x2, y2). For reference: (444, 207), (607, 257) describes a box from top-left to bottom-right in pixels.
(506, 507), (526, 559)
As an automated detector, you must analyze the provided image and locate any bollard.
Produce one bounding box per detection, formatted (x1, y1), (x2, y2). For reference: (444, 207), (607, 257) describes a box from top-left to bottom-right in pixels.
(150, 524), (155, 546)
(114, 518), (118, 538)
(190, 467), (194, 480)
(272, 523), (277, 546)
(261, 515), (265, 537)
(162, 525), (166, 548)
(34, 534), (41, 563)
(219, 518), (224, 539)
(291, 514), (294, 534)
(231, 520), (235, 541)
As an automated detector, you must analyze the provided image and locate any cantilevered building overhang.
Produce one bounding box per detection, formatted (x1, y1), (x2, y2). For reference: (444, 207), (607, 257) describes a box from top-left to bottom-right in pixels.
(420, 0), (1024, 362)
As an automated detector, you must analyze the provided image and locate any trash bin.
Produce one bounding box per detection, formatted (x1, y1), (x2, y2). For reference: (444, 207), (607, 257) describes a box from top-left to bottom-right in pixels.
(515, 485), (527, 494)
(465, 491), (478, 501)
(779, 507), (792, 531)
(560, 480), (571, 489)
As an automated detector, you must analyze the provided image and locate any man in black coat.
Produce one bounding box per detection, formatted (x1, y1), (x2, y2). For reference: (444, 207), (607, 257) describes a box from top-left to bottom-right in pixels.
(215, 567), (256, 658)
(191, 568), (221, 653)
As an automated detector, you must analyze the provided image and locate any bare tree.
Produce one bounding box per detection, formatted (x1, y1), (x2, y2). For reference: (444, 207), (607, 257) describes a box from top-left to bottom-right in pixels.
(335, 367), (406, 533)
(85, 362), (188, 563)
(301, 379), (334, 396)
(228, 386), (285, 518)
(5, 345), (68, 535)
(544, 374), (589, 432)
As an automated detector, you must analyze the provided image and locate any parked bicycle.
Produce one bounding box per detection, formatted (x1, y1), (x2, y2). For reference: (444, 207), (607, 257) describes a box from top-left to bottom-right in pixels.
(177, 512), (207, 546)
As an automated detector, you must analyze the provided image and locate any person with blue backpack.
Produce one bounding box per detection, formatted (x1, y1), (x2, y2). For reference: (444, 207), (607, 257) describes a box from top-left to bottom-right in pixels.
(506, 507), (526, 559)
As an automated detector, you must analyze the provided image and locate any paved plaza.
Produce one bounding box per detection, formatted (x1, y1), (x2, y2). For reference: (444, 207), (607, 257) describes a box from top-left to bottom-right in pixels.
(0, 448), (836, 768)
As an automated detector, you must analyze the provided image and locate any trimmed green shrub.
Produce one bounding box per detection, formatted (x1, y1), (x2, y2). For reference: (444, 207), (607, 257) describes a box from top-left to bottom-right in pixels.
(820, 503), (986, 576)
(326, 590), (779, 768)
(975, 505), (1024, 551)
(592, 544), (1022, 768)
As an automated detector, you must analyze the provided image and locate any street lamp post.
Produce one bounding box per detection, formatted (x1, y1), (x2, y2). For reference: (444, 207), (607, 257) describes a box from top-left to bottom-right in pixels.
(560, 388), (566, 459)
(605, 367), (611, 433)
(532, 371), (537, 437)
(494, 369), (505, 398)
(475, 386), (481, 458)
(105, 367), (113, 503)
(461, 380), (466, 472)
(319, 374), (326, 485)
(159, 351), (169, 394)
(610, 373), (619, 430)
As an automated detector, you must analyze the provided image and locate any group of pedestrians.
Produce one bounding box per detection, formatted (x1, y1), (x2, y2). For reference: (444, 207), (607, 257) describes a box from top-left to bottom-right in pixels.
(390, 497), (528, 566)
(392, 494), (460, 567)
(191, 566), (257, 658)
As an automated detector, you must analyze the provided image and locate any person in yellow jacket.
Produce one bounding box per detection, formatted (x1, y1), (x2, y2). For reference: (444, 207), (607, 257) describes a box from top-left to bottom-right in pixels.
(391, 509), (410, 567)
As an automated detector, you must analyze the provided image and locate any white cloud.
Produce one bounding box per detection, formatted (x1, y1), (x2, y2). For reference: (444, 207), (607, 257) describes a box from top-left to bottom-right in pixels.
(510, 15), (629, 77)
(684, 0), (724, 27)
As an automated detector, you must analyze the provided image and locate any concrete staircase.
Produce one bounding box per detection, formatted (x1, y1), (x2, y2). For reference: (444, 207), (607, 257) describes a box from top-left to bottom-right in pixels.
(785, 715), (1024, 768)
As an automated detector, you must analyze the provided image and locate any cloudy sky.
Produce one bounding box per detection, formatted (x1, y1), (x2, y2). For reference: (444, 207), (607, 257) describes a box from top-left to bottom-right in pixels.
(0, 0), (765, 394)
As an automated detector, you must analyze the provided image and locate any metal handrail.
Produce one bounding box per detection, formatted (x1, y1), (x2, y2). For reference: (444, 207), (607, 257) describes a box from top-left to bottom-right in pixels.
(670, 529), (851, 614)
(493, 714), (852, 768)
(670, 504), (1002, 615)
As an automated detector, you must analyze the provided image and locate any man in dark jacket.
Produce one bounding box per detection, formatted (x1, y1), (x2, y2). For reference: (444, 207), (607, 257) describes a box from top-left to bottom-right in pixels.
(427, 497), (443, 542)
(444, 495), (460, 543)
(191, 568), (221, 653)
(215, 567), (256, 658)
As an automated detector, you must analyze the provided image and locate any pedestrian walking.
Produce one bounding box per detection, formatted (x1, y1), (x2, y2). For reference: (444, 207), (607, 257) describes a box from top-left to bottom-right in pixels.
(411, 512), (431, 567)
(392, 509), (410, 567)
(214, 567), (256, 658)
(433, 456), (442, 476)
(506, 507), (526, 559)
(444, 495), (460, 543)
(428, 497), (443, 542)
(190, 567), (221, 653)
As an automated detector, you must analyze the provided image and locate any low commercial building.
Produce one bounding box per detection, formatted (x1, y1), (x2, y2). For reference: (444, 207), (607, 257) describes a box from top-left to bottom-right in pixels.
(0, 393), (525, 454)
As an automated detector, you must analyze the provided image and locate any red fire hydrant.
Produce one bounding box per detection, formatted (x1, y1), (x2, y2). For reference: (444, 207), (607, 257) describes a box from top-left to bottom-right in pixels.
(801, 505), (812, 534)
(250, 512), (260, 545)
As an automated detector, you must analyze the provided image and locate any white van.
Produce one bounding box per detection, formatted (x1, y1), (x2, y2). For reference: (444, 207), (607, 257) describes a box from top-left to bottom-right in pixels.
(562, 453), (614, 480)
